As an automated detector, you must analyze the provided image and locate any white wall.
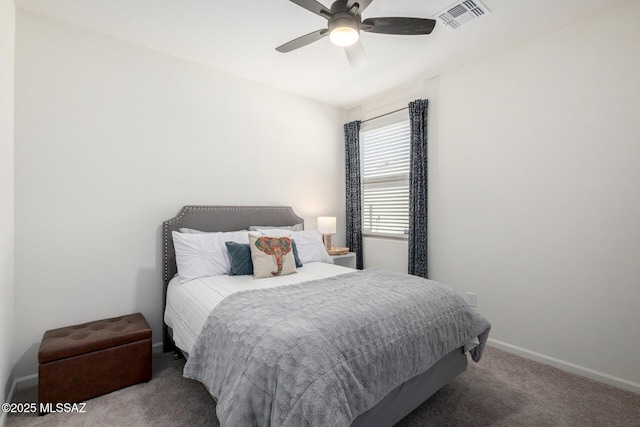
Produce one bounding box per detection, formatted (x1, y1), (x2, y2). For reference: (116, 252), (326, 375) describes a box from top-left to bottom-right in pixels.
(0, 0), (15, 414)
(355, 1), (640, 392)
(13, 11), (346, 378)
(436, 1), (640, 389)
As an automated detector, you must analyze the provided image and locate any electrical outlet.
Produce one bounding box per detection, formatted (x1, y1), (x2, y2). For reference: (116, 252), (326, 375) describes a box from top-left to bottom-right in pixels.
(466, 292), (477, 307)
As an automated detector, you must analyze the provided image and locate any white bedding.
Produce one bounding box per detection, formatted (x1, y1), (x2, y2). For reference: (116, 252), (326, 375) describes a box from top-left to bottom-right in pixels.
(164, 262), (355, 355)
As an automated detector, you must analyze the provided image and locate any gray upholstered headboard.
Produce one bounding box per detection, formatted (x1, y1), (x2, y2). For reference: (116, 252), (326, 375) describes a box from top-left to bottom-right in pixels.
(161, 205), (304, 351)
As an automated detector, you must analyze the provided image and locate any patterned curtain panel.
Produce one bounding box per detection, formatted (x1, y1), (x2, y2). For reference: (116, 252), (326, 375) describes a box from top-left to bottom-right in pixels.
(344, 121), (363, 270)
(408, 99), (429, 278)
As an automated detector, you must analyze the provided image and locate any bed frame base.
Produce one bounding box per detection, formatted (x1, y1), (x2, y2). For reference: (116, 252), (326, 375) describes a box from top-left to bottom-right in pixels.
(352, 348), (467, 426)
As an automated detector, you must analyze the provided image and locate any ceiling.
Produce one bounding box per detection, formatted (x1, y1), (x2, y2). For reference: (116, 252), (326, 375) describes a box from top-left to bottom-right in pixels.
(15, 0), (631, 109)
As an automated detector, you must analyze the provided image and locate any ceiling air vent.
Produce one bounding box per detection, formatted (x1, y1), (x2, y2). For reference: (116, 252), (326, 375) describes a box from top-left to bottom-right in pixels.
(436, 0), (490, 31)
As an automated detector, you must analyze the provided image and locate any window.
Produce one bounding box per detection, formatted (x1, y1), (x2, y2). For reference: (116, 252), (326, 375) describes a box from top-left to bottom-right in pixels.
(360, 119), (410, 238)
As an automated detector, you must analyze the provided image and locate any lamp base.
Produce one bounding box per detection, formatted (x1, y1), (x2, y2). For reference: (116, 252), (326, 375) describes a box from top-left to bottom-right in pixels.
(322, 234), (332, 251)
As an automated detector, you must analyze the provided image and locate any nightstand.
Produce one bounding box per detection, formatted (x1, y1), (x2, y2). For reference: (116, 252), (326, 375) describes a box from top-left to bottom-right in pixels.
(330, 252), (356, 269)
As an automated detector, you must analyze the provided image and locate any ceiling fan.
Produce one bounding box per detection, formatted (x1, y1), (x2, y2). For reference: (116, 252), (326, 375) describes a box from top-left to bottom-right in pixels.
(276, 0), (436, 68)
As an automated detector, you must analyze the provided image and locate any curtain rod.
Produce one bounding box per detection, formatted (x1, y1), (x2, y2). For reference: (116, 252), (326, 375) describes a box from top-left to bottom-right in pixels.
(362, 106), (408, 123)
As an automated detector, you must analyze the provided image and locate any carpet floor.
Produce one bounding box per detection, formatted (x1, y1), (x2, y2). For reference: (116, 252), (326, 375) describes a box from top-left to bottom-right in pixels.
(7, 346), (640, 426)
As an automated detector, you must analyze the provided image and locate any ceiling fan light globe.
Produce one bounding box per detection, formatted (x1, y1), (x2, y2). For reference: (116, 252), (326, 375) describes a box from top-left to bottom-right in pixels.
(330, 27), (359, 46)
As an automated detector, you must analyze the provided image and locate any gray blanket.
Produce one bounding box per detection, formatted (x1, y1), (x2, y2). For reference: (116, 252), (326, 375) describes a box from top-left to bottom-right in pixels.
(183, 268), (491, 427)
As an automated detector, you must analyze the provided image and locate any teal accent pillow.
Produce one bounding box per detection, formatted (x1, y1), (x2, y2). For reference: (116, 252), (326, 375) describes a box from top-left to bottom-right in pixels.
(226, 241), (303, 276)
(292, 240), (303, 268)
(225, 242), (253, 276)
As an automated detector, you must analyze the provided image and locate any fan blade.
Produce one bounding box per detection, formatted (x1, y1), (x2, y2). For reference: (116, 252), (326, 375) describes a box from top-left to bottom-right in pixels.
(345, 40), (367, 69)
(346, 0), (373, 14)
(362, 17), (436, 35)
(276, 29), (329, 53)
(289, 0), (332, 19)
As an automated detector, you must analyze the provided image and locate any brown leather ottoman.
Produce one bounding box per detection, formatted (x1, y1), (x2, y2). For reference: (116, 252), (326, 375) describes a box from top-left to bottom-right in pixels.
(38, 313), (152, 412)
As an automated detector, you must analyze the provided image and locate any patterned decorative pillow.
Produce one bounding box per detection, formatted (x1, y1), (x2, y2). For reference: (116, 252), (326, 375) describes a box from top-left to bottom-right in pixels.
(256, 229), (332, 264)
(226, 241), (303, 276)
(249, 234), (297, 278)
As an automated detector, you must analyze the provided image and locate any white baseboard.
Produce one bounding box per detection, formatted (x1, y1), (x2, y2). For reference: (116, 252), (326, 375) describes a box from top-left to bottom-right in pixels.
(488, 338), (640, 394)
(13, 373), (37, 389)
(1, 373), (21, 427)
(0, 401), (7, 427)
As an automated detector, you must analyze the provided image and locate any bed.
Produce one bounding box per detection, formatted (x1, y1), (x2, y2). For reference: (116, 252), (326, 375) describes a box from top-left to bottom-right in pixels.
(162, 205), (491, 427)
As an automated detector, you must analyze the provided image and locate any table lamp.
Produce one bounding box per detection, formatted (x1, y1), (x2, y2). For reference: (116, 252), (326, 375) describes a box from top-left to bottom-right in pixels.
(317, 216), (337, 250)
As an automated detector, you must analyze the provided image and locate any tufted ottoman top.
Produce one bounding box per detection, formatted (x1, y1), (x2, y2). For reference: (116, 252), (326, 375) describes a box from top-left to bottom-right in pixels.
(38, 313), (151, 363)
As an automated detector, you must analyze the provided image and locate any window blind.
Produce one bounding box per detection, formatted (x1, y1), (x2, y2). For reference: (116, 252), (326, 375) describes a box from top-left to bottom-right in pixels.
(360, 119), (410, 237)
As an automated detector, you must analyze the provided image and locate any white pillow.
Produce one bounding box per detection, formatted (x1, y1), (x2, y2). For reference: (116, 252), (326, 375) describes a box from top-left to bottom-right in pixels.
(248, 224), (303, 232)
(178, 227), (208, 234)
(220, 230), (252, 244)
(257, 229), (332, 264)
(178, 228), (250, 236)
(172, 230), (254, 282)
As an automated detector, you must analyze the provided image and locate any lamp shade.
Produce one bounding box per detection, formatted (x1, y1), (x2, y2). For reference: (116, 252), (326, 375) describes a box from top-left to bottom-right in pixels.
(317, 216), (337, 234)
